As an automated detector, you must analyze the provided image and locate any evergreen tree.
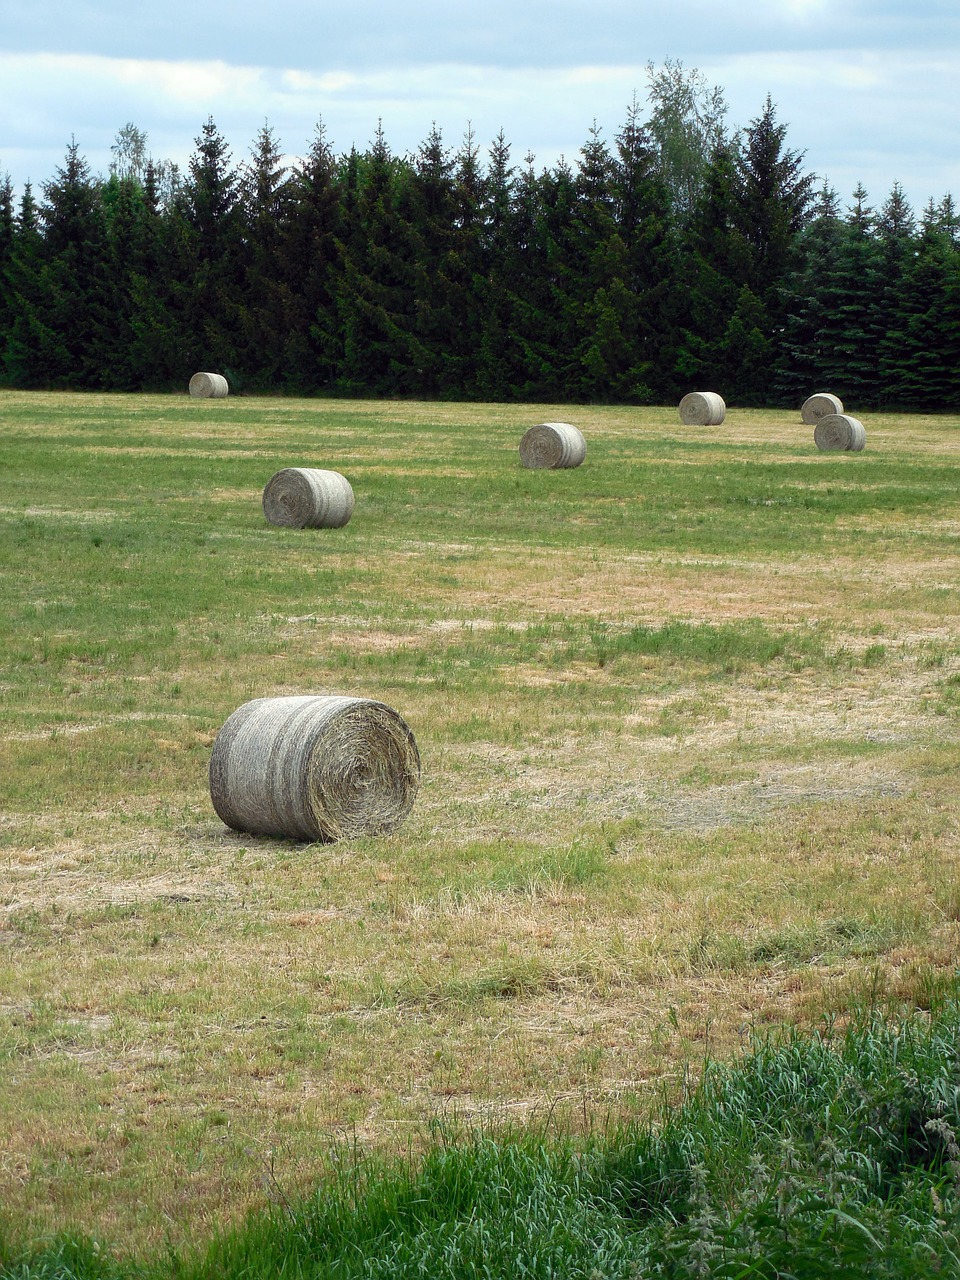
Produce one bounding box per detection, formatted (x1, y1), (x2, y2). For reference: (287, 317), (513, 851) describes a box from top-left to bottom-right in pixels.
(180, 117), (244, 377)
(883, 212), (959, 408)
(280, 121), (344, 393)
(734, 97), (815, 312)
(335, 123), (427, 395)
(11, 141), (116, 387)
(239, 122), (293, 388)
(611, 96), (678, 401)
(0, 172), (14, 350)
(2, 184), (59, 386)
(776, 182), (846, 402)
(474, 130), (525, 400)
(674, 140), (748, 389)
(823, 184), (886, 404)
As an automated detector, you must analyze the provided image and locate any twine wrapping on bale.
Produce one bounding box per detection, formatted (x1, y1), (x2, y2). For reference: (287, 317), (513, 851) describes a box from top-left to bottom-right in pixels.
(678, 392), (726, 425)
(262, 468), (355, 528)
(209, 695), (421, 842)
(801, 392), (843, 424)
(189, 372), (229, 398)
(518, 422), (587, 469)
(814, 414), (866, 452)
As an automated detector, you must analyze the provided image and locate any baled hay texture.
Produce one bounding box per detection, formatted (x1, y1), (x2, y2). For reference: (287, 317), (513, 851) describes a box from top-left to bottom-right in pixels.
(814, 413), (866, 452)
(678, 391), (726, 425)
(801, 392), (843, 424)
(262, 467), (355, 528)
(518, 422), (587, 469)
(209, 695), (421, 842)
(188, 372), (229, 398)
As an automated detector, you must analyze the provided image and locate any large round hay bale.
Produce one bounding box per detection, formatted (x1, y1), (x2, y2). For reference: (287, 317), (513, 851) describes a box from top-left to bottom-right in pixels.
(189, 372), (229, 398)
(814, 414), (866, 452)
(209, 695), (421, 842)
(518, 422), (586, 469)
(678, 391), (726, 425)
(262, 468), (355, 529)
(801, 392), (843, 424)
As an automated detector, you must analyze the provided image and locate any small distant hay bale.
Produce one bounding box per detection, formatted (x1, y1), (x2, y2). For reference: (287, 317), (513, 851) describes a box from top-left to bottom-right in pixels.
(678, 392), (726, 425)
(814, 414), (866, 452)
(262, 468), (355, 528)
(189, 372), (229, 398)
(518, 422), (586, 469)
(801, 392), (844, 424)
(209, 695), (421, 842)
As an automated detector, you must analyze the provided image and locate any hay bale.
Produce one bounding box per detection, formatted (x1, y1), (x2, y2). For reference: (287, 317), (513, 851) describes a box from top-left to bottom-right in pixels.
(262, 468), (355, 529)
(209, 695), (421, 842)
(801, 392), (843, 424)
(189, 372), (229, 398)
(678, 391), (726, 425)
(518, 422), (586, 469)
(814, 414), (866, 452)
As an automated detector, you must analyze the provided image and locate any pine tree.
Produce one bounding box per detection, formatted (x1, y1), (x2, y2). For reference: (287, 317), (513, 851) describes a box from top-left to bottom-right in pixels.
(474, 130), (524, 401)
(19, 140), (116, 387)
(883, 210), (959, 409)
(816, 184), (886, 404)
(181, 117), (244, 378)
(335, 123), (427, 395)
(2, 184), (63, 387)
(612, 96), (679, 400)
(0, 172), (15, 351)
(776, 182), (846, 403)
(280, 121), (344, 393)
(239, 122), (293, 388)
(674, 140), (748, 389)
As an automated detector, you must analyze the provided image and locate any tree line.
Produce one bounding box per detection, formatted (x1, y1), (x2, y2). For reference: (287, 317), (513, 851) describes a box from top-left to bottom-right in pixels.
(1, 65), (959, 409)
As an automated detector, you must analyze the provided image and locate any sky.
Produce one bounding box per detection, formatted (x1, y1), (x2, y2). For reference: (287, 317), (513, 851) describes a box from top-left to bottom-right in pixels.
(1, 0), (959, 218)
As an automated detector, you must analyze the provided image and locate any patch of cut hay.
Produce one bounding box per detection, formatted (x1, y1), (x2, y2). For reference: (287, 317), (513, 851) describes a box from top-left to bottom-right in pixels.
(518, 422), (586, 469)
(814, 414), (866, 452)
(209, 695), (421, 842)
(678, 392), (725, 425)
(188, 372), (229, 398)
(262, 467), (355, 528)
(801, 392), (843, 424)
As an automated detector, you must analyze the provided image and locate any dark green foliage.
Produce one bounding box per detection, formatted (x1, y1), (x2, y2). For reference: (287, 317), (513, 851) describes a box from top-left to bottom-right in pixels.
(0, 97), (958, 405)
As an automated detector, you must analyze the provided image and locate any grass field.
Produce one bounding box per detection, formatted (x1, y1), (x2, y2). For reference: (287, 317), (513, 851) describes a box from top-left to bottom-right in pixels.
(1, 391), (959, 1253)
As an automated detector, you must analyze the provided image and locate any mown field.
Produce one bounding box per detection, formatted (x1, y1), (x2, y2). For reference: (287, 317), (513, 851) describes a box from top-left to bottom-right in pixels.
(1, 391), (959, 1253)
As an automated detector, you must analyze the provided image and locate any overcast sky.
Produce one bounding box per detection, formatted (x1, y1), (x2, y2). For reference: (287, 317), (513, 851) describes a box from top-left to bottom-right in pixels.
(2, 0), (958, 218)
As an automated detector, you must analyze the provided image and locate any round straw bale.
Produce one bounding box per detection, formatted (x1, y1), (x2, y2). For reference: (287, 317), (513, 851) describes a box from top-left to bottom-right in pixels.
(518, 422), (586, 469)
(678, 391), (726, 425)
(262, 468), (355, 528)
(801, 392), (843, 424)
(209, 695), (421, 842)
(189, 372), (229, 398)
(814, 414), (866, 452)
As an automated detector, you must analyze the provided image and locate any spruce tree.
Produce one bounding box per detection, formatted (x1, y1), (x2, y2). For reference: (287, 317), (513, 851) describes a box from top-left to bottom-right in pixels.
(181, 117), (244, 378)
(776, 182), (846, 403)
(239, 122), (293, 388)
(280, 121), (344, 393)
(27, 140), (115, 387)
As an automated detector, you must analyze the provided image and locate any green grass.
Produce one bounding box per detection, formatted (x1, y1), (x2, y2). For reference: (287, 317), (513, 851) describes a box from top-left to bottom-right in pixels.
(1, 392), (959, 1253)
(5, 993), (960, 1278)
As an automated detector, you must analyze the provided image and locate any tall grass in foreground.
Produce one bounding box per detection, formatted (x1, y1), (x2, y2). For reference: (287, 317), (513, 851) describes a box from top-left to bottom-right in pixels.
(5, 994), (960, 1279)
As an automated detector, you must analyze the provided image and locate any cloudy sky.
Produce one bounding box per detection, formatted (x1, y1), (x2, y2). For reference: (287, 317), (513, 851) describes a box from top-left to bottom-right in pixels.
(1, 0), (958, 216)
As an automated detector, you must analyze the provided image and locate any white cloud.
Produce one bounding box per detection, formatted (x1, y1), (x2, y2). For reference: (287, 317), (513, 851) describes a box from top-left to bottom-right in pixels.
(1, 40), (959, 212)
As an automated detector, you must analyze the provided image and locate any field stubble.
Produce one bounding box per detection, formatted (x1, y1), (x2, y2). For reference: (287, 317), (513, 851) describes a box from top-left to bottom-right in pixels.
(1, 392), (959, 1250)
